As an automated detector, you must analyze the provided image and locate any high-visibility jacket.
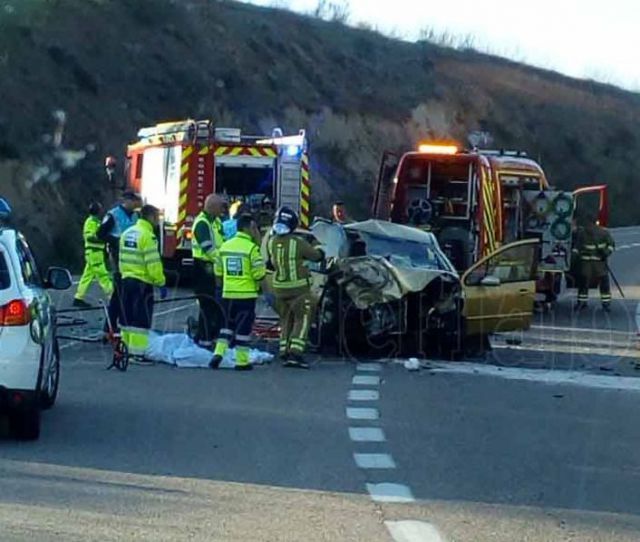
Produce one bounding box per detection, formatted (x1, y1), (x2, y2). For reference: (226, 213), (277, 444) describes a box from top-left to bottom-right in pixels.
(119, 219), (166, 287)
(192, 211), (224, 263)
(83, 215), (105, 253)
(214, 232), (266, 299)
(267, 234), (324, 293)
(573, 225), (615, 279)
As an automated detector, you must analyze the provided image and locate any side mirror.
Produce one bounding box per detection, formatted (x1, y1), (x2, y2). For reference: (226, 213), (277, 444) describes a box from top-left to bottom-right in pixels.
(45, 267), (72, 290)
(480, 275), (501, 287)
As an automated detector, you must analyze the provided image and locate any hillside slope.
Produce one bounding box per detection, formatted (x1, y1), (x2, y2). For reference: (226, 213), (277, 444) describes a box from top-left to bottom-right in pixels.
(1, 0), (639, 268)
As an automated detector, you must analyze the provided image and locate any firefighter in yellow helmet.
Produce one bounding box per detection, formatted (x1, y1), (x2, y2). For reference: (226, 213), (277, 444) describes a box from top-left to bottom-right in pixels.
(73, 202), (113, 308)
(119, 205), (167, 363)
(210, 214), (266, 371)
(267, 206), (324, 369)
(573, 214), (615, 312)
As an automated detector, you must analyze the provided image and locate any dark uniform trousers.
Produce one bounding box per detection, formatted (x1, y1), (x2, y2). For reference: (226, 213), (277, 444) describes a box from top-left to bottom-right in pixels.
(193, 259), (222, 346)
(218, 299), (257, 354)
(121, 278), (154, 333)
(107, 271), (123, 334)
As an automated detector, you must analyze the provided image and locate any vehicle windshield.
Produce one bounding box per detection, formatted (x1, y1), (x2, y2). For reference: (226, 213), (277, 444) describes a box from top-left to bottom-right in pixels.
(358, 232), (445, 270)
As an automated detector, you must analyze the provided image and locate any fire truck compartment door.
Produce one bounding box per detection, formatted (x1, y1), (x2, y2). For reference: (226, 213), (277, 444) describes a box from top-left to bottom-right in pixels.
(573, 185), (609, 227)
(462, 239), (539, 336)
(141, 146), (182, 224)
(278, 161), (302, 217)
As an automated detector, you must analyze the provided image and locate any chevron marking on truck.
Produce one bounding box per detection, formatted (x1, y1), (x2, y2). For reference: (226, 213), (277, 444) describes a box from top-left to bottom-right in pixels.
(177, 145), (194, 240)
(214, 146), (277, 158)
(300, 153), (311, 228)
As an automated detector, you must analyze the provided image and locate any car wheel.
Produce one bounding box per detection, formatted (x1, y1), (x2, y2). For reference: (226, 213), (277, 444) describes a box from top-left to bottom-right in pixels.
(41, 340), (60, 410)
(9, 407), (41, 441)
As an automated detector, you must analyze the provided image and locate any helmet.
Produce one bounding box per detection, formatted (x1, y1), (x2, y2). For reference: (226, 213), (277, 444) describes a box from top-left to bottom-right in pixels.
(273, 206), (298, 235)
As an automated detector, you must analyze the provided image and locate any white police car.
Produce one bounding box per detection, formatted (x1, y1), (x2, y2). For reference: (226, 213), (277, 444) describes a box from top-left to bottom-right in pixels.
(0, 198), (72, 440)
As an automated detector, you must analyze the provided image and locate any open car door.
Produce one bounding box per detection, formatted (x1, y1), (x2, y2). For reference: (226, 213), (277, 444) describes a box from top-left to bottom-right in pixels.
(371, 151), (399, 220)
(462, 239), (540, 336)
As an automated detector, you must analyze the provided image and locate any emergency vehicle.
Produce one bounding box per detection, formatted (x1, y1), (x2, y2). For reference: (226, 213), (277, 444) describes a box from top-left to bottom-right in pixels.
(124, 119), (311, 271)
(372, 144), (608, 299)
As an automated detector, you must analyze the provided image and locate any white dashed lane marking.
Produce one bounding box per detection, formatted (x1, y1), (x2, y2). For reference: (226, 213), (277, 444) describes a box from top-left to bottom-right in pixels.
(353, 453), (396, 469)
(367, 483), (415, 503)
(348, 389), (380, 401)
(346, 407), (379, 420)
(357, 363), (383, 372)
(349, 427), (386, 442)
(352, 375), (381, 386)
(385, 520), (448, 542)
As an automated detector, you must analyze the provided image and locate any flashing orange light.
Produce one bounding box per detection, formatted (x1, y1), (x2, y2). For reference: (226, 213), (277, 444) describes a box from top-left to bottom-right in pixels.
(185, 230), (193, 240)
(417, 144), (459, 155)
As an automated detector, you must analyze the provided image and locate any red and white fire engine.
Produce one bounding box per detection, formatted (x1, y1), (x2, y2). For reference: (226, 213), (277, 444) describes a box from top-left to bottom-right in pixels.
(372, 143), (609, 299)
(124, 119), (310, 272)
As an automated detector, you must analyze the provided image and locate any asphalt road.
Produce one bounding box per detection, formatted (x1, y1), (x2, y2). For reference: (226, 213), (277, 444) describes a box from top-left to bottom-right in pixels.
(2, 227), (640, 541)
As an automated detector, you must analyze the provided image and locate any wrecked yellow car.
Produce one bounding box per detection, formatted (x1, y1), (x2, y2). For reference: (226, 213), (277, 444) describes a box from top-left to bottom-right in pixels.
(304, 219), (540, 358)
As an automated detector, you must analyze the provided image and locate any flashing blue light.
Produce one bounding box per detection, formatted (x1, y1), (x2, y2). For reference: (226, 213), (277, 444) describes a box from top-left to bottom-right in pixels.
(286, 145), (301, 157)
(0, 197), (12, 220)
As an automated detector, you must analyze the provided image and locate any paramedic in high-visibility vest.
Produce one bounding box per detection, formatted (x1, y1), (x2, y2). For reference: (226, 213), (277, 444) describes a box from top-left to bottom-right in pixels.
(267, 207), (324, 369)
(73, 202), (113, 308)
(191, 194), (226, 349)
(210, 214), (266, 371)
(119, 205), (167, 363)
(97, 191), (141, 335)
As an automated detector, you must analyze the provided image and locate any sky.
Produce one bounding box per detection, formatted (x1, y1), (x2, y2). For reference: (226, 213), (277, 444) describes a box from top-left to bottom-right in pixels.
(242, 0), (640, 91)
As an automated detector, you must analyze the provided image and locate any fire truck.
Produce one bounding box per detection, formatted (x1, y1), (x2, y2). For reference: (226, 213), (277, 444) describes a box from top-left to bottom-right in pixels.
(124, 119), (310, 272)
(372, 143), (608, 299)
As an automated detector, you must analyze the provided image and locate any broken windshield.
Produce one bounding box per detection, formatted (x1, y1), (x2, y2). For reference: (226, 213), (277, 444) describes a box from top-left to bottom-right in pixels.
(357, 232), (445, 270)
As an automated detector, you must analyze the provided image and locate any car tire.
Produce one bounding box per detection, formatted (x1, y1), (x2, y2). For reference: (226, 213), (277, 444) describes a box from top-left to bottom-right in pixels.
(41, 340), (60, 410)
(9, 407), (41, 441)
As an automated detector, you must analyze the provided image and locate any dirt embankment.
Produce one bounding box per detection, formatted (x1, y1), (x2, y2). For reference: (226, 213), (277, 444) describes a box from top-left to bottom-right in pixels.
(1, 0), (639, 269)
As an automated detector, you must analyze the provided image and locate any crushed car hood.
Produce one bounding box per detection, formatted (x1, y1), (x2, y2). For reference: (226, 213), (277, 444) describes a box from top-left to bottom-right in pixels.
(312, 219), (459, 310)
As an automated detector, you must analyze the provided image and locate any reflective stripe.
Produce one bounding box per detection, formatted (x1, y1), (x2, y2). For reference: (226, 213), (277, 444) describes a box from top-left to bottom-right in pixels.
(288, 239), (297, 281)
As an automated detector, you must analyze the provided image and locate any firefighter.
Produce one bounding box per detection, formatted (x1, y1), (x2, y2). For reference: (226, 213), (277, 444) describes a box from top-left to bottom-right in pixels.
(573, 214), (615, 311)
(210, 214), (266, 371)
(73, 202), (113, 308)
(267, 206), (324, 369)
(191, 194), (226, 349)
(97, 191), (141, 335)
(119, 204), (167, 363)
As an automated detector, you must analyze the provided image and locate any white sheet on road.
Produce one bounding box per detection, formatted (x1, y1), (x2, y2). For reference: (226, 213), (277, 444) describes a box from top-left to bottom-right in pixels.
(147, 332), (274, 369)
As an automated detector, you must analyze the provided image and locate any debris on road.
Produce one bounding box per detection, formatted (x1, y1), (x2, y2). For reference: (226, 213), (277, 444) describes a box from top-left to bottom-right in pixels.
(404, 358), (421, 372)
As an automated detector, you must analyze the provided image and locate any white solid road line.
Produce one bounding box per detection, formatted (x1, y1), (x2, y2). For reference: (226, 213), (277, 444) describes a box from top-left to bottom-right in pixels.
(352, 375), (381, 386)
(349, 427), (386, 442)
(346, 407), (379, 420)
(531, 325), (633, 336)
(385, 521), (448, 542)
(366, 483), (415, 503)
(353, 453), (396, 469)
(429, 362), (640, 391)
(348, 389), (380, 401)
